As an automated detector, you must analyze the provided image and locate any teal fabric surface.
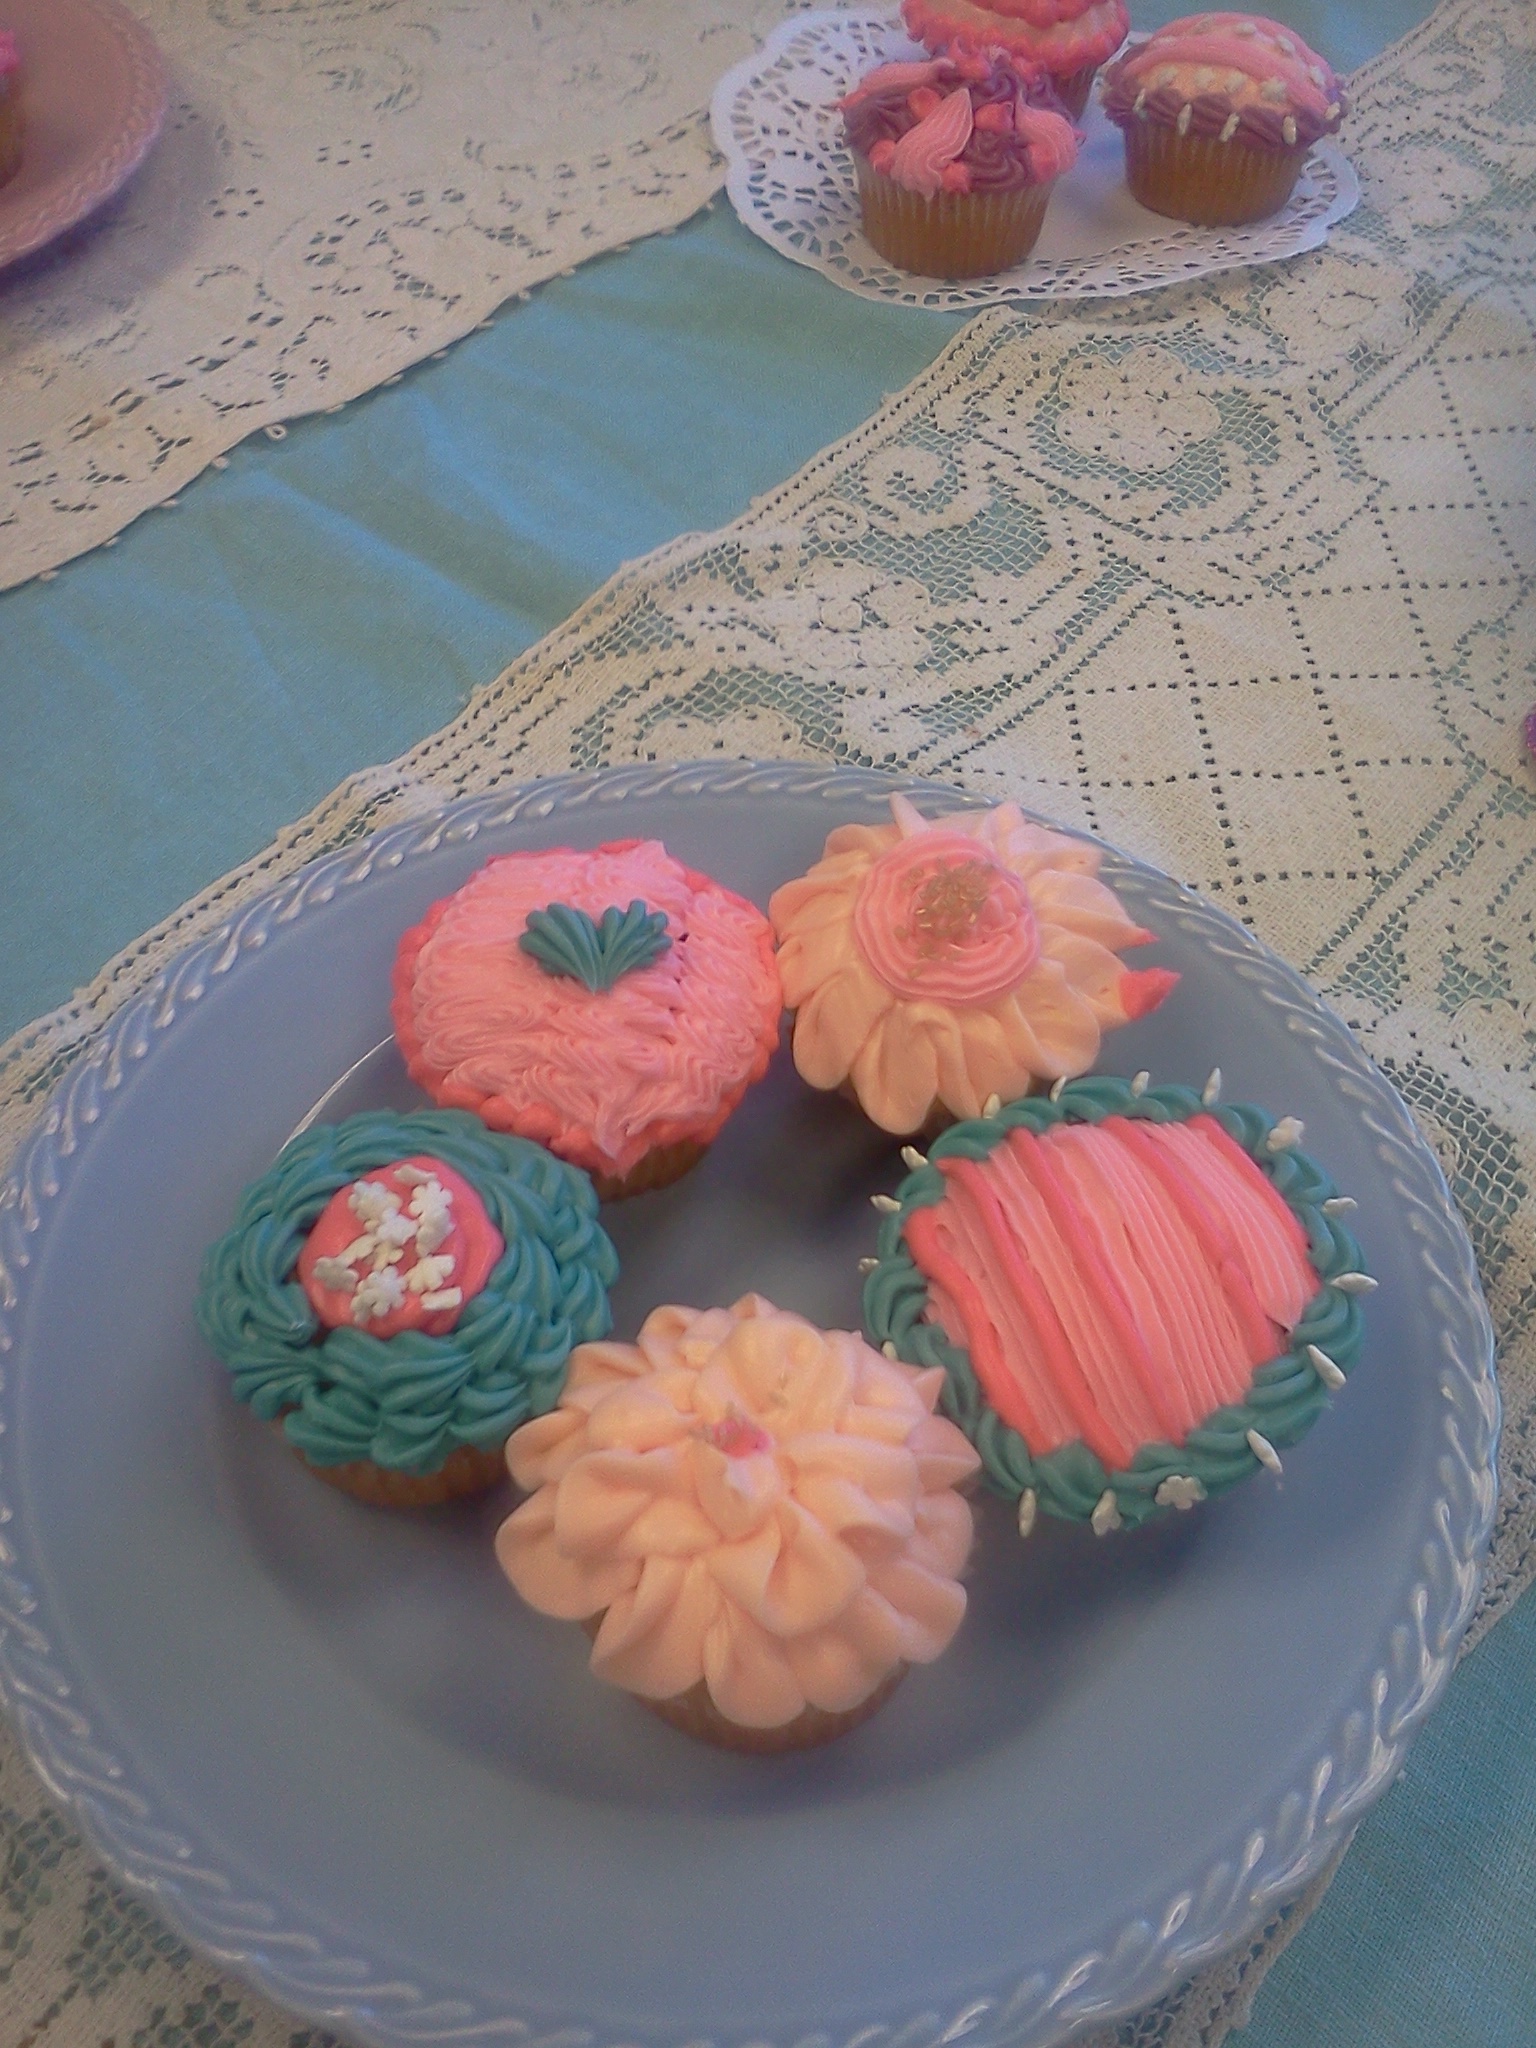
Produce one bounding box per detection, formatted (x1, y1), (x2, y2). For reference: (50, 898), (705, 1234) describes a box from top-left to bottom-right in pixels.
(1, 0), (1530, 2039)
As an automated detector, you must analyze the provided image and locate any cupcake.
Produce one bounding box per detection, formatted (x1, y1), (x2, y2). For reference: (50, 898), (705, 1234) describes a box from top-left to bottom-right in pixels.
(197, 1108), (619, 1506)
(901, 0), (1128, 117)
(841, 48), (1079, 280)
(863, 1074), (1372, 1533)
(1100, 14), (1345, 226)
(496, 1295), (981, 1750)
(0, 33), (21, 192)
(391, 840), (782, 1199)
(768, 795), (1178, 1136)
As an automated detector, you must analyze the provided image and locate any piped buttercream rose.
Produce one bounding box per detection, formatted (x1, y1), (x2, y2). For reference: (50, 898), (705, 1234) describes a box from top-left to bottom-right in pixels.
(770, 795), (1179, 1134)
(495, 1295), (980, 1730)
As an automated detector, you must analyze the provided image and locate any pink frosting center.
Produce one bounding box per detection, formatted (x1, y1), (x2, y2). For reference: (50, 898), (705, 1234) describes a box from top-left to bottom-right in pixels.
(297, 1155), (503, 1339)
(904, 1115), (1316, 1466)
(852, 830), (1040, 1003)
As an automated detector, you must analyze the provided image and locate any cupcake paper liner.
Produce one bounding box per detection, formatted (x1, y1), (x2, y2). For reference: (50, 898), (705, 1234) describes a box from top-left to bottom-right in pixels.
(1122, 119), (1308, 226)
(854, 158), (1053, 278)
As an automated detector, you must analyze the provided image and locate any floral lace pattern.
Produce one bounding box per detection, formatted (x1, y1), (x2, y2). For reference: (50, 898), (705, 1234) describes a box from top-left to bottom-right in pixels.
(0, 0), (792, 591)
(1, 0), (1533, 2041)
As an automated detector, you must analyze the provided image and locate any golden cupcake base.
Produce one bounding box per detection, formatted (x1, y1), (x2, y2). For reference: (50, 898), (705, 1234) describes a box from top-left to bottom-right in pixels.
(1123, 120), (1308, 227)
(854, 158), (1053, 279)
(592, 1135), (708, 1201)
(0, 78), (20, 193)
(644, 1663), (908, 1751)
(294, 1437), (510, 1508)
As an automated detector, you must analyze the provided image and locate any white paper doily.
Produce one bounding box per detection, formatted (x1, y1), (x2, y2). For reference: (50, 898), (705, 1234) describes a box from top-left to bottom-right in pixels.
(710, 8), (1360, 307)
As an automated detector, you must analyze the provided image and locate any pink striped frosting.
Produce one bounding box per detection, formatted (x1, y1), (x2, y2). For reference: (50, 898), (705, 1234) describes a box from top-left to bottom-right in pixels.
(903, 1113), (1316, 1465)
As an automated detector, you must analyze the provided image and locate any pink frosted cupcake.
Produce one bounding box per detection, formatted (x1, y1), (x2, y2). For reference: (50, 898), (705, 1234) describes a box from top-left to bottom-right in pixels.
(1101, 14), (1345, 225)
(769, 796), (1178, 1136)
(496, 1295), (981, 1751)
(901, 0), (1128, 117)
(392, 840), (782, 1199)
(841, 48), (1079, 280)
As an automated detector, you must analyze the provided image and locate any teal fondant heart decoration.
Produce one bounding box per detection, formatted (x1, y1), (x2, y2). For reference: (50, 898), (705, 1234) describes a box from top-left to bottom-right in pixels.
(518, 900), (671, 991)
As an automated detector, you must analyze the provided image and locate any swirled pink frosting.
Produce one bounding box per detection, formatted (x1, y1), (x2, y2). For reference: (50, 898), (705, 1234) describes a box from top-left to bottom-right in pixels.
(497, 1296), (980, 1727)
(842, 48), (1079, 195)
(902, 0), (1129, 76)
(769, 797), (1178, 1134)
(392, 841), (782, 1181)
(1101, 15), (1345, 151)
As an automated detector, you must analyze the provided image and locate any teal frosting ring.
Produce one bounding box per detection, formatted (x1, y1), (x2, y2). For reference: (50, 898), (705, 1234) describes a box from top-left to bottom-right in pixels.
(197, 1108), (619, 1475)
(862, 1077), (1369, 1531)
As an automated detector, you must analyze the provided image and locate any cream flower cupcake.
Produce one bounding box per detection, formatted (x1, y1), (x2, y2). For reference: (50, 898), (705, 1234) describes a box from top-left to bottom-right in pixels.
(495, 1295), (981, 1750)
(768, 796), (1178, 1135)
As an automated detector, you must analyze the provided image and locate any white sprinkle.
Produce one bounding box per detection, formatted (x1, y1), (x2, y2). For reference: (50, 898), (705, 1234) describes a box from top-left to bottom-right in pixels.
(1176, 100), (1193, 134)
(1326, 100), (1341, 120)
(419, 1288), (463, 1313)
(1130, 1070), (1150, 1096)
(1246, 1428), (1283, 1474)
(1017, 1488), (1038, 1538)
(338, 1233), (376, 1266)
(1220, 113), (1240, 141)
(872, 1193), (901, 1213)
(1321, 1195), (1357, 1215)
(1266, 1116), (1305, 1152)
(1133, 88), (1147, 114)
(1155, 1474), (1206, 1509)
(352, 1266), (406, 1322)
(1194, 66), (1217, 90)
(406, 1253), (456, 1294)
(858, 1256), (879, 1273)
(1202, 1067), (1222, 1106)
(1091, 1489), (1123, 1536)
(1282, 114), (1298, 145)
(901, 1145), (927, 1170)
(1049, 1076), (1067, 1102)
(1307, 63), (1326, 85)
(882, 1341), (899, 1361)
(372, 1242), (406, 1270)
(374, 1208), (416, 1248)
(1225, 70), (1246, 92)
(982, 1093), (1003, 1118)
(1276, 32), (1295, 52)
(1233, 17), (1257, 30)
(1261, 76), (1287, 102)
(1152, 62), (1178, 86)
(1308, 1344), (1348, 1389)
(349, 1179), (400, 1226)
(311, 1256), (358, 1292)
(394, 1164), (433, 1184)
(1333, 1271), (1378, 1295)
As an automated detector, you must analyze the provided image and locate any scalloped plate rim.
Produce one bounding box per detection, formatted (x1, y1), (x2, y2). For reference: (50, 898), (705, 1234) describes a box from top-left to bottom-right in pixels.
(0, 758), (1499, 2048)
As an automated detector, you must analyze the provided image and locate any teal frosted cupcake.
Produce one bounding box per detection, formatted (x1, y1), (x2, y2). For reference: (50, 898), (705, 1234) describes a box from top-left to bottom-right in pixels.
(863, 1074), (1370, 1533)
(198, 1108), (618, 1506)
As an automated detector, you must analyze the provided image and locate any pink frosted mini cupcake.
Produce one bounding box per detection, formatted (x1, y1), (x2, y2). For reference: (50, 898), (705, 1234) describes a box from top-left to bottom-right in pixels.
(841, 47), (1079, 279)
(392, 840), (782, 1199)
(496, 1295), (981, 1750)
(769, 796), (1178, 1136)
(901, 0), (1128, 117)
(1101, 14), (1345, 225)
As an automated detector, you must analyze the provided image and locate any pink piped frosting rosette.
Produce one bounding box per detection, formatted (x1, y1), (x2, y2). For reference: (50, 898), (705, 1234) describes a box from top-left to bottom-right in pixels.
(496, 1295), (980, 1747)
(769, 796), (1178, 1135)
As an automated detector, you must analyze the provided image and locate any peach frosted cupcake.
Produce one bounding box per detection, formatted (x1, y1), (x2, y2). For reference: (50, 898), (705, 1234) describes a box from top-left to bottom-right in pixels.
(768, 796), (1178, 1136)
(392, 841), (782, 1199)
(495, 1296), (981, 1750)
(901, 0), (1128, 117)
(841, 48), (1079, 280)
(1101, 13), (1345, 225)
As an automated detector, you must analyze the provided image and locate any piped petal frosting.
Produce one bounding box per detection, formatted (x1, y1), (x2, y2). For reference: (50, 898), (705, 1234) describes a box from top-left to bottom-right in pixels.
(496, 1297), (979, 1729)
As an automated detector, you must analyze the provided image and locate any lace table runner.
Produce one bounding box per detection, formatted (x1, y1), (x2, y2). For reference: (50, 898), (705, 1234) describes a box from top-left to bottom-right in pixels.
(0, 0), (793, 592)
(2, 0), (1534, 2040)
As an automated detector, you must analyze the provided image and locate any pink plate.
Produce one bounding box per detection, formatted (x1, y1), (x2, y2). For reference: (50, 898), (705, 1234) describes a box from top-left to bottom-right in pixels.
(0, 0), (167, 272)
